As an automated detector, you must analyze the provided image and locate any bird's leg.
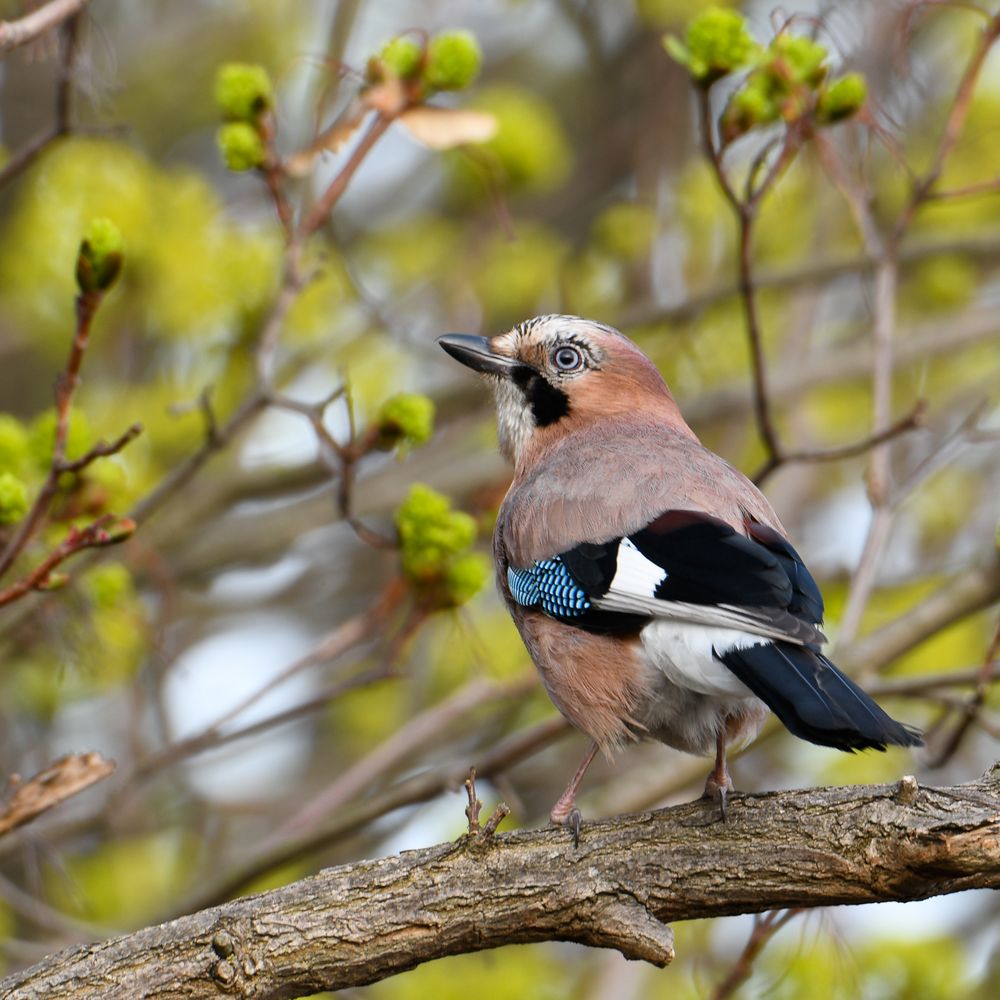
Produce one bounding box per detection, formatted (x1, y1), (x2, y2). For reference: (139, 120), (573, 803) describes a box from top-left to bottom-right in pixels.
(703, 729), (735, 822)
(549, 740), (599, 846)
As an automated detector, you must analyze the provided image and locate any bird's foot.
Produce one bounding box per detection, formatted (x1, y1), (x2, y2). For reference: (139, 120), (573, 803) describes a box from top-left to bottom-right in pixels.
(549, 801), (584, 848)
(702, 772), (735, 823)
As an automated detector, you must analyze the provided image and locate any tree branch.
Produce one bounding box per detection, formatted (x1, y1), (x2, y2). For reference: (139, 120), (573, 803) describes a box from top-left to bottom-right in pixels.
(4, 768), (1000, 998)
(0, 0), (90, 53)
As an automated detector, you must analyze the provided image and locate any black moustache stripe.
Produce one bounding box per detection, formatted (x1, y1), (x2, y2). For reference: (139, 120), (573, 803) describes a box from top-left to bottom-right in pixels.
(511, 366), (570, 426)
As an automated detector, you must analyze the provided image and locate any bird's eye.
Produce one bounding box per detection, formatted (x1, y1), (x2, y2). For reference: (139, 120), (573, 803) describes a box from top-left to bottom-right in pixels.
(552, 345), (583, 372)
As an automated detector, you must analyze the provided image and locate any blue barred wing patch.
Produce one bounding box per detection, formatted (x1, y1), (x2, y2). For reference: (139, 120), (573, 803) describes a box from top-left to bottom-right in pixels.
(507, 558), (591, 618)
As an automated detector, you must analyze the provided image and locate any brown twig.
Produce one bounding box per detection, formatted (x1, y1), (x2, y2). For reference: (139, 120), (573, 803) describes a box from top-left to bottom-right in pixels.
(752, 401), (926, 484)
(924, 615), (1000, 767)
(710, 909), (802, 1000)
(869, 661), (1000, 698)
(0, 0), (90, 52)
(0, 752), (114, 838)
(0, 288), (140, 589)
(299, 111), (397, 237)
(126, 582), (406, 783)
(894, 10), (1000, 241)
(695, 88), (919, 486)
(0, 3), (86, 193)
(464, 766), (482, 834)
(0, 514), (134, 607)
(180, 711), (564, 915)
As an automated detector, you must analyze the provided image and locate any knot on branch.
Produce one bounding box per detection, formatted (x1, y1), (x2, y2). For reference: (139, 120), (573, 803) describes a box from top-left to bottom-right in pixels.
(208, 923), (264, 994)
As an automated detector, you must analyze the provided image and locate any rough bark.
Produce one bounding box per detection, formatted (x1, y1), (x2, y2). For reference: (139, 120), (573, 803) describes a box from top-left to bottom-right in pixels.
(3, 767), (999, 999)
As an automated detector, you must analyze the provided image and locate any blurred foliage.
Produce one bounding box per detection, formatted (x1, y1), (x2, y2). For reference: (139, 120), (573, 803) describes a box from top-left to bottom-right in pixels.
(0, 1), (998, 997)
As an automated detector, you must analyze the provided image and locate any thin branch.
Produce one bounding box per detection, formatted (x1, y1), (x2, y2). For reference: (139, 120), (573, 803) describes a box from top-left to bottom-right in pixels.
(0, 0), (90, 52)
(710, 909), (802, 1000)
(841, 551), (1000, 678)
(300, 111), (397, 237)
(0, 286), (142, 604)
(0, 514), (134, 607)
(264, 675), (533, 847)
(181, 713), (568, 914)
(752, 394), (925, 484)
(894, 10), (1000, 239)
(923, 615), (1000, 767)
(0, 753), (114, 838)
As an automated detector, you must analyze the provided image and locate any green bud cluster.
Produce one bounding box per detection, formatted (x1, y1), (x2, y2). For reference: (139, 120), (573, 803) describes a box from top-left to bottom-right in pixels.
(83, 563), (134, 609)
(376, 393), (435, 452)
(380, 36), (423, 80)
(76, 217), (124, 294)
(371, 29), (481, 95)
(664, 8), (758, 86)
(666, 10), (867, 140)
(0, 471), (28, 525)
(719, 32), (867, 140)
(28, 407), (92, 472)
(213, 63), (274, 173)
(425, 31), (481, 91)
(0, 414), (30, 475)
(815, 72), (867, 124)
(217, 122), (266, 172)
(395, 483), (489, 608)
(214, 63), (274, 122)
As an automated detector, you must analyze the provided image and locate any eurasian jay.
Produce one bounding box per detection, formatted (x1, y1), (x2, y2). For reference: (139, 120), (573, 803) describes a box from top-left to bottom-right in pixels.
(438, 315), (921, 840)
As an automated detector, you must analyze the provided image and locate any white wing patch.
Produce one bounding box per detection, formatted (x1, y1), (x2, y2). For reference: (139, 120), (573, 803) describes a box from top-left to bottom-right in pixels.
(608, 537), (666, 596)
(591, 539), (823, 646)
(641, 621), (766, 698)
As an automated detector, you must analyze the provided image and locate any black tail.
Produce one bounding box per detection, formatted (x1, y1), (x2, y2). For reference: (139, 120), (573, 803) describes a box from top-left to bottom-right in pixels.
(718, 642), (922, 752)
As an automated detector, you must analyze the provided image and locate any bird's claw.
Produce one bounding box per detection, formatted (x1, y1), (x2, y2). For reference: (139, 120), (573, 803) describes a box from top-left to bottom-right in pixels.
(703, 774), (734, 823)
(549, 804), (584, 847)
(567, 807), (582, 847)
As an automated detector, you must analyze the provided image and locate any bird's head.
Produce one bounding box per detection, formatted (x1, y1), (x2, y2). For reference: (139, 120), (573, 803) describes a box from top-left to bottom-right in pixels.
(438, 314), (694, 468)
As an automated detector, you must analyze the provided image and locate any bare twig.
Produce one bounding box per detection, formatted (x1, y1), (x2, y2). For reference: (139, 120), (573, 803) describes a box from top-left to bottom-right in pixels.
(924, 616), (1000, 767)
(180, 713), (566, 914)
(0, 0), (91, 53)
(894, 11), (1000, 239)
(711, 909), (802, 1000)
(299, 111), (397, 237)
(0, 284), (141, 601)
(0, 753), (114, 838)
(269, 675), (533, 846)
(0, 514), (134, 607)
(464, 766), (482, 834)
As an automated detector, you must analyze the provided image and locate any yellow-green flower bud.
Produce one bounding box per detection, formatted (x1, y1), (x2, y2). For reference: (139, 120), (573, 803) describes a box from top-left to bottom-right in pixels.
(395, 483), (477, 582)
(28, 407), (92, 472)
(380, 36), (423, 80)
(76, 217), (124, 294)
(721, 73), (780, 139)
(768, 34), (828, 88)
(425, 30), (482, 91)
(444, 551), (489, 606)
(217, 122), (266, 172)
(664, 8), (758, 86)
(377, 393), (435, 451)
(816, 72), (867, 123)
(214, 63), (274, 121)
(83, 563), (134, 608)
(0, 414), (30, 476)
(0, 471), (28, 525)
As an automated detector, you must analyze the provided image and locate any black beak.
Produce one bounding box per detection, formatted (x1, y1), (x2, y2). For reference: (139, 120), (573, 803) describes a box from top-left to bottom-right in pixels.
(437, 334), (520, 378)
